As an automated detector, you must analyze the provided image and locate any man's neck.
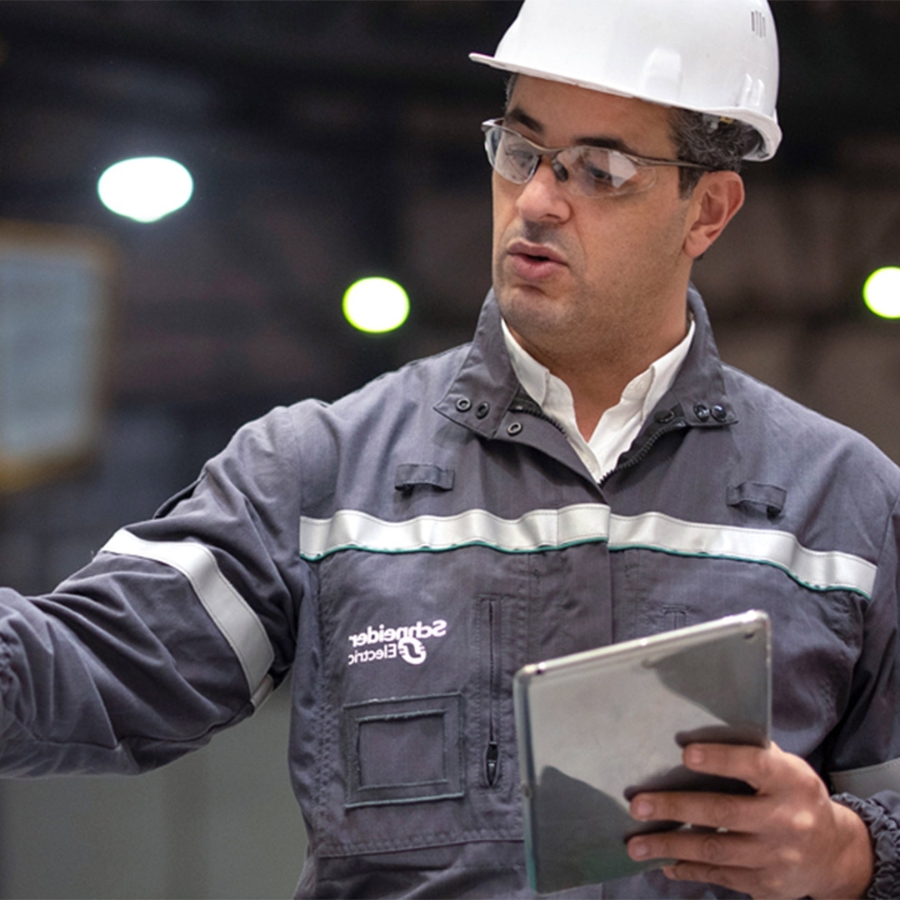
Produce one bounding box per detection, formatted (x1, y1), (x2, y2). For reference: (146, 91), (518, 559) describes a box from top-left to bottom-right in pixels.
(507, 321), (691, 440)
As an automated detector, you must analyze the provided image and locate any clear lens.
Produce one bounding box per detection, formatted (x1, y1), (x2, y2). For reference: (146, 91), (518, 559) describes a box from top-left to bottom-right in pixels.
(485, 127), (537, 184)
(567, 146), (648, 195)
(483, 122), (663, 198)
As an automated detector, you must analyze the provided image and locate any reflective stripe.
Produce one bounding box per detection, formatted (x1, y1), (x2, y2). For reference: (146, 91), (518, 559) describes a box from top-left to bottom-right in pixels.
(831, 757), (900, 797)
(300, 504), (610, 557)
(607, 511), (876, 597)
(299, 504), (877, 598)
(100, 529), (275, 707)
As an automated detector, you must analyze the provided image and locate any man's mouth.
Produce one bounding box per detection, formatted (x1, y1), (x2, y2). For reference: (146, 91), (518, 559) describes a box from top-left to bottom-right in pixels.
(507, 241), (566, 280)
(508, 240), (565, 265)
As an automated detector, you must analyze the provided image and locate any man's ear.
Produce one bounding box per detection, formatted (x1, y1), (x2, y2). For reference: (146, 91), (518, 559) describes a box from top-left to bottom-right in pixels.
(683, 171), (745, 260)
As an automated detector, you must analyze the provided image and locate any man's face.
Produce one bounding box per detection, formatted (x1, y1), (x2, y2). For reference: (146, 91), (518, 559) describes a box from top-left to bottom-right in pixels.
(491, 75), (698, 373)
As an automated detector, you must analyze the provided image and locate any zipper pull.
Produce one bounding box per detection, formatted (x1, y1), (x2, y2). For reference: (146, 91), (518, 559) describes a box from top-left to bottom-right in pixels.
(485, 740), (499, 786)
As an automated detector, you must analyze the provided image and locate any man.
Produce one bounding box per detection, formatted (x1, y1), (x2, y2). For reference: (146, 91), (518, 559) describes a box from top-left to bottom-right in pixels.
(0, 0), (897, 897)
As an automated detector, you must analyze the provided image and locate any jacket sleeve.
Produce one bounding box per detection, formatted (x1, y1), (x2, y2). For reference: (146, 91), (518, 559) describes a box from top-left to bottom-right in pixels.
(832, 793), (900, 899)
(0, 406), (307, 777)
(828, 494), (900, 899)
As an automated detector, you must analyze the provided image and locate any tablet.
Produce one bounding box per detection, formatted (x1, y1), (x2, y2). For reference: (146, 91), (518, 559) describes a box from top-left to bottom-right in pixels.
(513, 610), (771, 894)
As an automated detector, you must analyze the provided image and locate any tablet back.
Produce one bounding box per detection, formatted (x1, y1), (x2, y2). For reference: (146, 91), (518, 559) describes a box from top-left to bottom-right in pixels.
(513, 610), (771, 894)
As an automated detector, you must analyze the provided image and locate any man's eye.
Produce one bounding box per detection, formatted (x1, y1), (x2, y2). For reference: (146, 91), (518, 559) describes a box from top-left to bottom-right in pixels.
(584, 163), (615, 185)
(576, 160), (625, 192)
(504, 147), (536, 173)
(579, 152), (637, 191)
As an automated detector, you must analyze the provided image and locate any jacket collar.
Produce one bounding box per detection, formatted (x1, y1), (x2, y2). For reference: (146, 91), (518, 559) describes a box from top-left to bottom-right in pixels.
(434, 291), (524, 439)
(666, 283), (737, 429)
(435, 284), (736, 442)
(606, 284), (737, 476)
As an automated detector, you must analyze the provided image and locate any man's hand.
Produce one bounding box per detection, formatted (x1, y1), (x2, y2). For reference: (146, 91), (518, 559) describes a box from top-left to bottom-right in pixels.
(625, 742), (874, 899)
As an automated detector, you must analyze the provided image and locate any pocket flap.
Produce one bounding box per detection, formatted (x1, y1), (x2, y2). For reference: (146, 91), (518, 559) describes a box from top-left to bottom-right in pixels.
(395, 464), (455, 492)
(726, 482), (786, 518)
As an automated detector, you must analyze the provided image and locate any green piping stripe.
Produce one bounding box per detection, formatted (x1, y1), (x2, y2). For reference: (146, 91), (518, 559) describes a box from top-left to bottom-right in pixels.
(299, 535), (605, 559)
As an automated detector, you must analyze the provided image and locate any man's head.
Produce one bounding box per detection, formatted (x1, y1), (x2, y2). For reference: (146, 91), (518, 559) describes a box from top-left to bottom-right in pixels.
(470, 0), (779, 378)
(486, 75), (746, 376)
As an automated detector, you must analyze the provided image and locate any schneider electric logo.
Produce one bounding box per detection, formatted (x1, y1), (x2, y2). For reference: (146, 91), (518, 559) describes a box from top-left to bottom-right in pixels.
(347, 619), (447, 666)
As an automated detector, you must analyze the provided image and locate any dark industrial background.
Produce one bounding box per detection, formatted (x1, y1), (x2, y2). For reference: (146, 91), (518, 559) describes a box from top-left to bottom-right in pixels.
(0, 2), (897, 896)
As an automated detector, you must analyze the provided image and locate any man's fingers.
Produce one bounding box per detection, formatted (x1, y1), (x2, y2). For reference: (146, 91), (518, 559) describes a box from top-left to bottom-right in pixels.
(630, 789), (764, 834)
(629, 827), (744, 867)
(628, 743), (874, 899)
(628, 826), (799, 871)
(679, 742), (777, 792)
(660, 861), (791, 900)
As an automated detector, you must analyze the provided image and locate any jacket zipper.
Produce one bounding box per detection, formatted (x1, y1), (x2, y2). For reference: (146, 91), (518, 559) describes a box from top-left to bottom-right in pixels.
(515, 398), (689, 488)
(600, 419), (688, 486)
(509, 399), (567, 435)
(484, 598), (500, 787)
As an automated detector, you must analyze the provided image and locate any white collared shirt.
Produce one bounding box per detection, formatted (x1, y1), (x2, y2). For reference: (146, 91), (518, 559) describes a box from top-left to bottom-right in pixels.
(501, 318), (695, 482)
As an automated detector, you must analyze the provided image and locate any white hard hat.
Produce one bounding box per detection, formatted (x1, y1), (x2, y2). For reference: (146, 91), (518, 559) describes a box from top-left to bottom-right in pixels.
(470, 0), (781, 161)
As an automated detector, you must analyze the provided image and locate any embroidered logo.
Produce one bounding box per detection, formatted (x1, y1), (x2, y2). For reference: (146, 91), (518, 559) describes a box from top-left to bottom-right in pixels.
(347, 619), (447, 667)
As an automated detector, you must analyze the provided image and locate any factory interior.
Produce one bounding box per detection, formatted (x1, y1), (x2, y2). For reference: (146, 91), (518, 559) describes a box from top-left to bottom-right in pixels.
(0, 2), (897, 896)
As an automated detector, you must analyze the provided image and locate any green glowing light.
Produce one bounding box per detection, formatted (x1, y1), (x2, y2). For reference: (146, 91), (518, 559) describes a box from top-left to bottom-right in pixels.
(864, 267), (900, 319)
(342, 277), (410, 333)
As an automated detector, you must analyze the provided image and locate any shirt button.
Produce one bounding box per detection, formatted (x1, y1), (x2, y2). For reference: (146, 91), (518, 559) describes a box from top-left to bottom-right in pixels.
(456, 397), (472, 412)
(655, 409), (675, 424)
(507, 422), (523, 435)
(694, 404), (710, 421)
(712, 405), (728, 422)
(476, 401), (491, 419)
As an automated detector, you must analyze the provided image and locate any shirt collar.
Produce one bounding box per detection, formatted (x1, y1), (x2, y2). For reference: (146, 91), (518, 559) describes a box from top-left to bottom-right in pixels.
(501, 315), (696, 425)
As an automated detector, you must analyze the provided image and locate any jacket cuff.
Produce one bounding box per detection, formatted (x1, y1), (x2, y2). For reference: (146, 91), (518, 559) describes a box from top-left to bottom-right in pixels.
(833, 792), (900, 899)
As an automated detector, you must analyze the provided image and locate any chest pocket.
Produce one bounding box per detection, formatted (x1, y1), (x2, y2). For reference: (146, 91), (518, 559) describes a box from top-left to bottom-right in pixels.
(313, 546), (530, 857)
(343, 693), (464, 808)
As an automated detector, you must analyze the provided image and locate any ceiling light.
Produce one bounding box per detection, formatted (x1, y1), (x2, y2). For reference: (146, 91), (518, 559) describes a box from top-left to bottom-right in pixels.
(97, 157), (193, 223)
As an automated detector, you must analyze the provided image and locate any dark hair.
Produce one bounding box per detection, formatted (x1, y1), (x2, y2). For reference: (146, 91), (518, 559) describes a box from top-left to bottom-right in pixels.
(504, 73), (519, 106)
(668, 108), (760, 196)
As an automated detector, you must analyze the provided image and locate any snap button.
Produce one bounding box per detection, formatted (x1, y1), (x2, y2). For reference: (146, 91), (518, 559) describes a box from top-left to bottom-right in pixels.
(712, 404), (728, 422)
(507, 422), (523, 436)
(455, 397), (472, 412)
(475, 401), (491, 419)
(694, 404), (710, 421)
(655, 409), (675, 424)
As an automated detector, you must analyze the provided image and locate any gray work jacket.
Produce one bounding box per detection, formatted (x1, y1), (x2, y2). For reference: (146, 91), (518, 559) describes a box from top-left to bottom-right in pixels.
(1, 287), (899, 898)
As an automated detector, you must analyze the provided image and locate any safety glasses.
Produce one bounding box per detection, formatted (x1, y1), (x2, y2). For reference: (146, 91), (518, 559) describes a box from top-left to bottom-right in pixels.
(481, 118), (712, 198)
